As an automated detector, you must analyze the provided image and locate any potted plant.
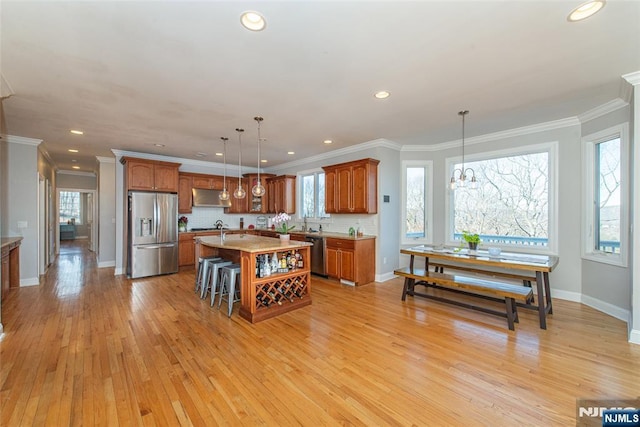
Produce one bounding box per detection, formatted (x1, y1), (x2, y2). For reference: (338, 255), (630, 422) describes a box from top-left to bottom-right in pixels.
(462, 230), (480, 250)
(178, 216), (188, 232)
(272, 212), (295, 241)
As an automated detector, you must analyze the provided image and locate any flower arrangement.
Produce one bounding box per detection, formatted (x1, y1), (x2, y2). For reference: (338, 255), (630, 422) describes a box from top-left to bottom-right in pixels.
(272, 212), (295, 234)
(178, 216), (188, 227)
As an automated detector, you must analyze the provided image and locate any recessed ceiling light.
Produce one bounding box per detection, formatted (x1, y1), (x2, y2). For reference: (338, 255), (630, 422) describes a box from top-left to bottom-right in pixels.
(68, 149), (79, 153)
(324, 140), (333, 144)
(261, 159), (268, 163)
(287, 151), (295, 155)
(72, 166), (80, 169)
(154, 143), (165, 147)
(70, 130), (84, 135)
(240, 11), (266, 31)
(374, 91), (390, 99)
(195, 152), (207, 157)
(215, 152), (223, 156)
(568, 0), (606, 21)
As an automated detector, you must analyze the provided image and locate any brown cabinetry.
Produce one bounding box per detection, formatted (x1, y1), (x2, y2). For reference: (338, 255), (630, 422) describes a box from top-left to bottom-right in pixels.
(178, 174), (193, 214)
(325, 237), (375, 285)
(323, 158), (379, 214)
(121, 157), (180, 192)
(179, 232), (196, 267)
(192, 174), (224, 190)
(226, 178), (249, 213)
(244, 174), (275, 214)
(266, 175), (296, 214)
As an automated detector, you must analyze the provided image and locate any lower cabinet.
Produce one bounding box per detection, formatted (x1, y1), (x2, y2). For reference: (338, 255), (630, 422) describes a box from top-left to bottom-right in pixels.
(325, 237), (375, 285)
(179, 233), (196, 267)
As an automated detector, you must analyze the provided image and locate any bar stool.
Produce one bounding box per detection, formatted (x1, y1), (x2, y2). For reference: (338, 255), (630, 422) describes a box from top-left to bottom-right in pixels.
(195, 256), (220, 294)
(200, 258), (232, 301)
(217, 264), (241, 317)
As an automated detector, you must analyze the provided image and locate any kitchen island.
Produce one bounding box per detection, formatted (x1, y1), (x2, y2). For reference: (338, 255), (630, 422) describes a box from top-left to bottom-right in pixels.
(195, 234), (313, 323)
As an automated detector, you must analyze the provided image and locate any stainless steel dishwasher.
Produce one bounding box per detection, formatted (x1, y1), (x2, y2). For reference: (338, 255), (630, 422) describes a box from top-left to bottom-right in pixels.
(305, 235), (326, 276)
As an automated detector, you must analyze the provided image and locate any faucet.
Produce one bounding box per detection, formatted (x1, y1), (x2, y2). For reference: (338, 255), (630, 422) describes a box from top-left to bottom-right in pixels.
(303, 217), (308, 232)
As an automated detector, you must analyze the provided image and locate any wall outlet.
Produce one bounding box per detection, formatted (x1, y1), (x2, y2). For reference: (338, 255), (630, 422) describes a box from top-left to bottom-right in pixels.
(17, 221), (28, 229)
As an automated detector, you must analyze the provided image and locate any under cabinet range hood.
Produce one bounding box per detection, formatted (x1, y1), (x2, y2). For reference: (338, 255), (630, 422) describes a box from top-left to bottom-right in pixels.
(191, 188), (232, 208)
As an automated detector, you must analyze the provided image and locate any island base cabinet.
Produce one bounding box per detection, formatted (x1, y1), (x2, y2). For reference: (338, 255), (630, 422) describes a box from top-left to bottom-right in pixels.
(239, 248), (312, 323)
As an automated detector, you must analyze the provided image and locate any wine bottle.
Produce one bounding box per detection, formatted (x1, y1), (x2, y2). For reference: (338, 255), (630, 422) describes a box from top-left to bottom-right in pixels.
(256, 294), (270, 307)
(277, 286), (294, 303)
(268, 291), (283, 305)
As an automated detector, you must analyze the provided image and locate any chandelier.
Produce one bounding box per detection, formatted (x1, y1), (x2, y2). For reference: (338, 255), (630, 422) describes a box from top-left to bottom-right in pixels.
(252, 116), (266, 197)
(450, 110), (477, 190)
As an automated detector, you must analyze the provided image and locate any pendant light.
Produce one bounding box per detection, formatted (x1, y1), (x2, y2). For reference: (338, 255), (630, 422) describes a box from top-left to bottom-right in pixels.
(449, 110), (477, 190)
(252, 116), (266, 197)
(219, 137), (230, 201)
(234, 128), (246, 199)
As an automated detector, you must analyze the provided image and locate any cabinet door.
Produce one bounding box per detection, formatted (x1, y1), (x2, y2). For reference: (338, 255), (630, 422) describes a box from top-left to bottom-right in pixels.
(210, 175), (224, 190)
(226, 179), (248, 213)
(178, 236), (195, 267)
(325, 247), (339, 278)
(266, 179), (276, 213)
(178, 175), (192, 213)
(128, 162), (155, 190)
(324, 169), (337, 213)
(336, 166), (353, 212)
(192, 176), (213, 189)
(280, 176), (296, 214)
(351, 163), (368, 213)
(339, 250), (355, 282)
(154, 164), (179, 192)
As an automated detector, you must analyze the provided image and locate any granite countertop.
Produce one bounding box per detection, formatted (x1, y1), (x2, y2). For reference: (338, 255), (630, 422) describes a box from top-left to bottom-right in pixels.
(181, 228), (374, 240)
(196, 234), (312, 253)
(1, 236), (24, 248)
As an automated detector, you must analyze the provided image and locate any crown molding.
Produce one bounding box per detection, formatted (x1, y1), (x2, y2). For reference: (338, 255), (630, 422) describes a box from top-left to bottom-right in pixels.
(57, 170), (96, 177)
(265, 138), (401, 173)
(622, 70), (640, 86)
(578, 98), (628, 123)
(96, 156), (115, 164)
(2, 134), (42, 146)
(402, 117), (580, 152)
(110, 149), (254, 174)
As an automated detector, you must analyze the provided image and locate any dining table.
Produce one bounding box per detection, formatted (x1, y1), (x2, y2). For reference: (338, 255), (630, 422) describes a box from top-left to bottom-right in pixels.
(401, 245), (560, 329)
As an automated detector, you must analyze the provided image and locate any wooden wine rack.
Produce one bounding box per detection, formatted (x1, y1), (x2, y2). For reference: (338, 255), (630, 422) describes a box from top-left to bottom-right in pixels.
(239, 246), (312, 323)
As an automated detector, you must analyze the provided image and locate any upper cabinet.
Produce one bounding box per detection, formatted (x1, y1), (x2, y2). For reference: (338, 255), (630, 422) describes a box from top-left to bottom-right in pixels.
(191, 174), (224, 190)
(178, 174), (193, 213)
(322, 158), (379, 214)
(244, 173), (275, 214)
(121, 157), (180, 192)
(267, 175), (296, 214)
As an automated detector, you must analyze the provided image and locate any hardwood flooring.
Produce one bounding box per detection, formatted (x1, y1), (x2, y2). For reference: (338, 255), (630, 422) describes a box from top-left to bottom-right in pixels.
(1, 241), (639, 425)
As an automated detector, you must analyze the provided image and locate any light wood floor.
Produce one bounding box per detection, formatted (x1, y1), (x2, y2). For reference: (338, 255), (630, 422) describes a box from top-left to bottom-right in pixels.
(1, 241), (639, 426)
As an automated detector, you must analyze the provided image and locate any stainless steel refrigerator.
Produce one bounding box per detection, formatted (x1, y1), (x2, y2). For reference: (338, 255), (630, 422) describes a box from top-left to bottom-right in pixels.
(127, 191), (178, 278)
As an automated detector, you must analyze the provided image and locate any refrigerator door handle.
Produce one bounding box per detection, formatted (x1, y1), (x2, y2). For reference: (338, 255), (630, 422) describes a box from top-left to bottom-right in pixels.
(137, 243), (177, 249)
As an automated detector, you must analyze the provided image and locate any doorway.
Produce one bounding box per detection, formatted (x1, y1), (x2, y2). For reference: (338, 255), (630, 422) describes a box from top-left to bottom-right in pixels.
(57, 188), (97, 255)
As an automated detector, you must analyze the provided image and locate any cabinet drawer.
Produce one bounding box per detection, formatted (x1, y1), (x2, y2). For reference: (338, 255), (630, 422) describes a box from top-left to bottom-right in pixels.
(325, 238), (355, 250)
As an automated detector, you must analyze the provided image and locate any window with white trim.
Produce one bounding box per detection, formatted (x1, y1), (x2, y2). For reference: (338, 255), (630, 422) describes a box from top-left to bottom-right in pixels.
(401, 161), (432, 244)
(59, 191), (82, 224)
(582, 124), (628, 266)
(446, 142), (557, 252)
(300, 170), (328, 219)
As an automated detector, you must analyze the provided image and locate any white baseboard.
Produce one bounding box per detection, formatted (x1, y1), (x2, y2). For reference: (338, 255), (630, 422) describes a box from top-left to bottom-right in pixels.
(580, 295), (630, 323)
(551, 289), (581, 302)
(98, 260), (116, 268)
(0, 323), (3, 335)
(376, 271), (397, 282)
(114, 267), (124, 276)
(20, 277), (40, 287)
(340, 279), (355, 287)
(629, 329), (640, 345)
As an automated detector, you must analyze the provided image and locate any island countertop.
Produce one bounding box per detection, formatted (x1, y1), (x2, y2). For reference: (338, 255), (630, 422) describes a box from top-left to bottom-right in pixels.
(195, 234), (312, 253)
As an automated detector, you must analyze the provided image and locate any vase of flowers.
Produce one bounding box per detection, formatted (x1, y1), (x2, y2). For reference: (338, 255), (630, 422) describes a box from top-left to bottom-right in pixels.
(272, 212), (295, 241)
(178, 216), (188, 232)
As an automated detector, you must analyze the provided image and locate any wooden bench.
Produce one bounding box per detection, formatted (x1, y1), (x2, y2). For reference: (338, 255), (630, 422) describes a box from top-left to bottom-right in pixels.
(395, 267), (534, 330)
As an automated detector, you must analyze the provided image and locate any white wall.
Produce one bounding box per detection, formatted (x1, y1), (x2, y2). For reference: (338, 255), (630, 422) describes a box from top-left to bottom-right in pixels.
(6, 136), (41, 286)
(97, 157), (116, 268)
(57, 171), (96, 190)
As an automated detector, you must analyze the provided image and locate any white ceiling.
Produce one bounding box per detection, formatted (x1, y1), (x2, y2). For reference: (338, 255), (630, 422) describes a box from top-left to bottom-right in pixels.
(2, 1), (639, 173)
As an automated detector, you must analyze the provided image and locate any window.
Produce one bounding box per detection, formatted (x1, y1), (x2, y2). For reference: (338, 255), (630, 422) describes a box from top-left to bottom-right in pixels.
(582, 124), (628, 266)
(59, 191), (82, 224)
(446, 143), (557, 252)
(300, 170), (327, 219)
(402, 161), (432, 244)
